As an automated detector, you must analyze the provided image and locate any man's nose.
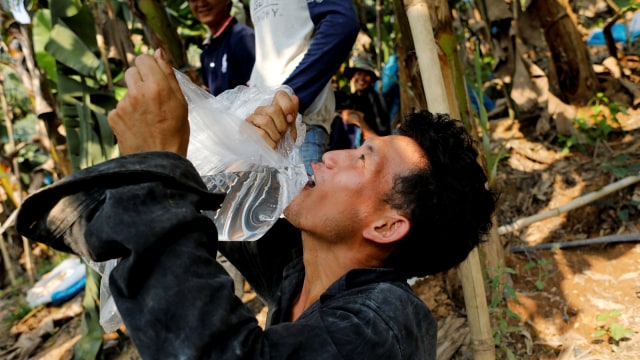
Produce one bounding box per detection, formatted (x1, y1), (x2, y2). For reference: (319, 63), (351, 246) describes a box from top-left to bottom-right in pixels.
(321, 151), (338, 169)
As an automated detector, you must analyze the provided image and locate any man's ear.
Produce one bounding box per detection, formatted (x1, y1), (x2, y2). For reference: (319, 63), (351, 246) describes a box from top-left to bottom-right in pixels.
(362, 213), (410, 245)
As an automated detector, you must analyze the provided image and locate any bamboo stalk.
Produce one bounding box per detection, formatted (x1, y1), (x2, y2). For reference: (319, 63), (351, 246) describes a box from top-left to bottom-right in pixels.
(0, 209), (18, 236)
(498, 172), (640, 235)
(0, 210), (18, 286)
(458, 247), (497, 357)
(403, 1), (495, 358)
(404, 0), (449, 114)
(21, 236), (34, 284)
(0, 233), (16, 286)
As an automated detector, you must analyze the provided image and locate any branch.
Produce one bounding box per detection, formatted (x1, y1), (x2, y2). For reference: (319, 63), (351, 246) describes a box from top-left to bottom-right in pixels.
(498, 172), (640, 235)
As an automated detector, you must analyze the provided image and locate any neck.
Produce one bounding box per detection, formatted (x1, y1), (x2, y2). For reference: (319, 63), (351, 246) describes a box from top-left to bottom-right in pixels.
(209, 16), (233, 38)
(290, 233), (382, 321)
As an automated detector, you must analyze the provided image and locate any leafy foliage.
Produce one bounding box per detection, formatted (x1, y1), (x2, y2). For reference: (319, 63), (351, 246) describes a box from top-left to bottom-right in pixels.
(558, 93), (627, 154)
(592, 310), (634, 351)
(486, 261), (521, 360)
(523, 258), (554, 290)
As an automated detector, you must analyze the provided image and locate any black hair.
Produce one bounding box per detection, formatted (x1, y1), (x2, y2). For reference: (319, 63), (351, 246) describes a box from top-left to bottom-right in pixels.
(384, 111), (496, 277)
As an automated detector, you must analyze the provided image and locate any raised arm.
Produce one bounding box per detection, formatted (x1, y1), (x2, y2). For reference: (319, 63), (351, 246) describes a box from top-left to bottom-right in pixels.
(283, 0), (359, 113)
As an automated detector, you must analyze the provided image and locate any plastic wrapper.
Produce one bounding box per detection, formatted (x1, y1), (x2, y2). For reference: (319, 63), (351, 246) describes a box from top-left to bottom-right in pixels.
(92, 69), (308, 332)
(86, 258), (122, 333)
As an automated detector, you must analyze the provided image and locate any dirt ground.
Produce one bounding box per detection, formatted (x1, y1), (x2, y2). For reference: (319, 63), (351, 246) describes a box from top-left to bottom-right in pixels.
(0, 113), (639, 359)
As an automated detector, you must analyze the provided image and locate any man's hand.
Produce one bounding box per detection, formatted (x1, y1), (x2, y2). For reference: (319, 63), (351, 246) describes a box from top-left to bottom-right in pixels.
(108, 50), (190, 156)
(247, 91), (299, 150)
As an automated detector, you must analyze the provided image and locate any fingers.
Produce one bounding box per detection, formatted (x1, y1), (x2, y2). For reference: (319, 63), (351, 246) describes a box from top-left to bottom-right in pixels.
(153, 49), (184, 97)
(272, 91), (299, 124)
(107, 50), (190, 157)
(154, 48), (166, 62)
(123, 66), (143, 95)
(247, 109), (282, 150)
(272, 91), (299, 142)
(247, 91), (300, 149)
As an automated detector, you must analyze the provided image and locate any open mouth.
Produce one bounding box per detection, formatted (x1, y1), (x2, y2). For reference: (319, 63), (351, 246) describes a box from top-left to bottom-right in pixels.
(306, 174), (316, 188)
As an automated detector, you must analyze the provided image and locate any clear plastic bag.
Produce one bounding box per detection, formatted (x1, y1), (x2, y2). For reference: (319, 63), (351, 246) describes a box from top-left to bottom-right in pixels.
(176, 70), (308, 241)
(92, 70), (308, 332)
(85, 258), (122, 333)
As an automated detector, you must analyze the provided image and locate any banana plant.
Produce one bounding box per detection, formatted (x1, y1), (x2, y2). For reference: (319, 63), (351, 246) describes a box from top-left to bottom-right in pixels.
(35, 0), (118, 172)
(32, 2), (123, 358)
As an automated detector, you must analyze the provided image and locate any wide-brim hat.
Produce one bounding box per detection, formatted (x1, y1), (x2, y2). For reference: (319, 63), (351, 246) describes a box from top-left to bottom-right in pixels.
(344, 55), (379, 81)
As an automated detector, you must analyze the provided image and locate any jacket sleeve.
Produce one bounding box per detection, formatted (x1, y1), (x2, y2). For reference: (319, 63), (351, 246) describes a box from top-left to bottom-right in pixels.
(283, 0), (359, 112)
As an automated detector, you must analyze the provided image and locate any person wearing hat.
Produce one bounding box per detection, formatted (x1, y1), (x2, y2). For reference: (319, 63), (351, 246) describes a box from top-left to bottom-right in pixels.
(339, 54), (391, 140)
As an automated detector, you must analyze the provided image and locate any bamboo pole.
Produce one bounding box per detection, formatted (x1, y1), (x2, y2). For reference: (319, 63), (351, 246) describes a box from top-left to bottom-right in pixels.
(429, 0), (504, 275)
(499, 172), (640, 235)
(458, 248), (497, 356)
(403, 1), (495, 358)
(0, 235), (16, 286)
(391, 0), (429, 113)
(0, 210), (18, 286)
(404, 0), (449, 114)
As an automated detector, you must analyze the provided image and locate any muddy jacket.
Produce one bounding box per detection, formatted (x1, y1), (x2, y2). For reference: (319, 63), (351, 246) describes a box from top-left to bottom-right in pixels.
(16, 152), (436, 360)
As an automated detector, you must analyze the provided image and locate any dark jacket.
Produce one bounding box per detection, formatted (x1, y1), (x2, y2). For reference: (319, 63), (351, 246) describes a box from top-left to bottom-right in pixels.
(17, 151), (436, 359)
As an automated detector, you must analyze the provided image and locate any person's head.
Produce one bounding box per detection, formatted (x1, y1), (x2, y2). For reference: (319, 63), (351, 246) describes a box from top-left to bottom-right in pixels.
(284, 111), (494, 277)
(189, 0), (232, 33)
(344, 55), (378, 92)
(383, 111), (495, 276)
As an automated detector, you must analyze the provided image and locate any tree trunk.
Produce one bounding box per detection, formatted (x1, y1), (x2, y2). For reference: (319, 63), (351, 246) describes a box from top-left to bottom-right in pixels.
(530, 0), (598, 105)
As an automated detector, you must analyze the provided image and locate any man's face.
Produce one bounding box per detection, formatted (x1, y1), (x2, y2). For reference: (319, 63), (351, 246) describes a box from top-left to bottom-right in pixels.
(284, 135), (426, 241)
(352, 70), (372, 92)
(189, 0), (228, 30)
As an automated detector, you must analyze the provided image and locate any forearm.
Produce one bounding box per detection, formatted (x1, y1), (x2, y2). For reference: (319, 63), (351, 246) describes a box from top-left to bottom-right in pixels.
(17, 152), (268, 359)
(283, 0), (358, 112)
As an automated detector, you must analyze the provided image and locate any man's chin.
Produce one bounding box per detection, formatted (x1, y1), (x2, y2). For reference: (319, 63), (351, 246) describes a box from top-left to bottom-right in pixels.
(282, 200), (301, 226)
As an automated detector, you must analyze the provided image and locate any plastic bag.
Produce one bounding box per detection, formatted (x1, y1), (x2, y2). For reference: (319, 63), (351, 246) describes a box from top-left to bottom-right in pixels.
(85, 258), (122, 333)
(176, 69), (308, 241)
(26, 256), (86, 308)
(92, 69), (308, 332)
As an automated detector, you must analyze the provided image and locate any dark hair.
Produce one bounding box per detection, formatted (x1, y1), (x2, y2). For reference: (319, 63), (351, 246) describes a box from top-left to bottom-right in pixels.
(384, 111), (495, 277)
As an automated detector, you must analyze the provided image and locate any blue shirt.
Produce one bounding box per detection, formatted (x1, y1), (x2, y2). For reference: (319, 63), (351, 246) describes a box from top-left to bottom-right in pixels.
(200, 18), (255, 96)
